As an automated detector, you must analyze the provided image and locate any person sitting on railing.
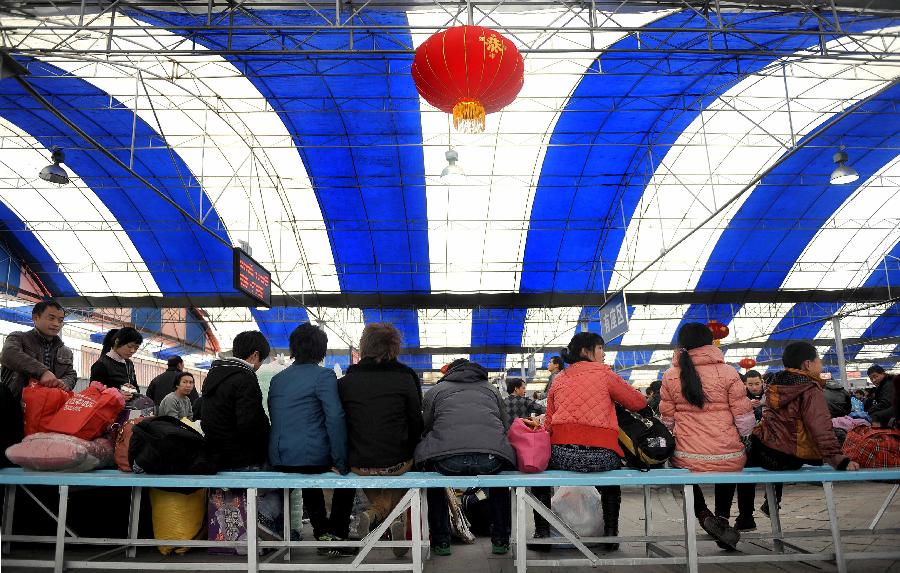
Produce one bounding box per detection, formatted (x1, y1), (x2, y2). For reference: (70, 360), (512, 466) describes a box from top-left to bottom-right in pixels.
(201, 330), (271, 472)
(659, 322), (755, 550)
(415, 358), (516, 557)
(746, 342), (859, 517)
(338, 322), (423, 557)
(268, 323), (353, 557)
(541, 332), (647, 553)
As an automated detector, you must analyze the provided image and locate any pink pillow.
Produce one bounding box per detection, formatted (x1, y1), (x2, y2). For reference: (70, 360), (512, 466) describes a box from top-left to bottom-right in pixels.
(5, 432), (114, 472)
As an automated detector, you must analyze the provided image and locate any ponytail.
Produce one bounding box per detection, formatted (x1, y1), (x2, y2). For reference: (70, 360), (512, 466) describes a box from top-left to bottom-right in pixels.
(678, 350), (706, 408)
(561, 332), (605, 364)
(675, 322), (715, 409)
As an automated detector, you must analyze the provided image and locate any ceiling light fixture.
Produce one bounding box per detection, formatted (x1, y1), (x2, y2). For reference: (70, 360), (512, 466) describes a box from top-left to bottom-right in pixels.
(830, 146), (859, 185)
(440, 147), (464, 178)
(39, 147), (70, 185)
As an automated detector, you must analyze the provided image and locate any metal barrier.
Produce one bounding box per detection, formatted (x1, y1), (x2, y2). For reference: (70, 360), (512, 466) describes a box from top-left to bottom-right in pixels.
(1, 467), (898, 573)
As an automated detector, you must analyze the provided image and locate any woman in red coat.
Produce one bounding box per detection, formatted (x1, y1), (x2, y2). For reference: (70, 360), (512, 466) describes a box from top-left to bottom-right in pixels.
(542, 332), (647, 551)
(660, 322), (755, 549)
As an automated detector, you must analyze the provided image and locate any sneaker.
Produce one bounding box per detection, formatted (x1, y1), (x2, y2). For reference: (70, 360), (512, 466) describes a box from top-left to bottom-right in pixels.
(290, 529), (303, 542)
(357, 510), (376, 540)
(760, 499), (779, 517)
(316, 533), (354, 558)
(527, 528), (552, 553)
(699, 514), (739, 549)
(734, 515), (757, 532)
(491, 538), (510, 555)
(389, 519), (409, 558)
(431, 542), (452, 556)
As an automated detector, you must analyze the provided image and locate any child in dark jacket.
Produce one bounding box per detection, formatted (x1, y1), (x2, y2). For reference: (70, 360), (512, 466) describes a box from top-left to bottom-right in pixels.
(738, 342), (859, 521)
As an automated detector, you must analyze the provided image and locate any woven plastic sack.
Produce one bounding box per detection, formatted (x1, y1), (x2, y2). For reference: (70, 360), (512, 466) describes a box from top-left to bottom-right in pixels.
(150, 488), (207, 555)
(5, 432), (114, 472)
(22, 381), (71, 436)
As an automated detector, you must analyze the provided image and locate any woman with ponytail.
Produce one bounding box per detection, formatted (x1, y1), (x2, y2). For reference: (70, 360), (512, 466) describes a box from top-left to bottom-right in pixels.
(537, 331), (647, 552)
(659, 322), (755, 549)
(90, 327), (142, 391)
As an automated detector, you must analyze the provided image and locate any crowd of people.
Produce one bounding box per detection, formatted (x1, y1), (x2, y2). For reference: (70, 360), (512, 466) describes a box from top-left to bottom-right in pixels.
(1, 299), (898, 556)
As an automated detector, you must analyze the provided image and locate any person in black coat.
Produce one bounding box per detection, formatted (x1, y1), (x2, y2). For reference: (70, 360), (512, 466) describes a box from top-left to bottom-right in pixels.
(90, 328), (142, 390)
(200, 331), (271, 471)
(865, 365), (896, 425)
(338, 323), (423, 546)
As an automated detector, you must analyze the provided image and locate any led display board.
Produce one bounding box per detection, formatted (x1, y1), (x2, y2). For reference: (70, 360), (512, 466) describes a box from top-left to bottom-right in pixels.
(233, 248), (271, 307)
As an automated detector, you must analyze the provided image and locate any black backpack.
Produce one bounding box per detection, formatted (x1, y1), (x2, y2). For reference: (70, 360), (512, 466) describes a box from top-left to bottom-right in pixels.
(128, 416), (215, 474)
(616, 405), (675, 470)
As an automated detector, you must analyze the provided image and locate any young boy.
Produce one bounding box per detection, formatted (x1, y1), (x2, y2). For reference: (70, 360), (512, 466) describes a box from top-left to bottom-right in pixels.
(740, 342), (859, 519)
(744, 369), (764, 421)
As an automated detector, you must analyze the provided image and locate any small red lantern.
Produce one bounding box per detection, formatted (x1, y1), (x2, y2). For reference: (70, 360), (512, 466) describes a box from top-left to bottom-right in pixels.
(739, 357), (757, 370)
(412, 26), (524, 133)
(707, 320), (729, 346)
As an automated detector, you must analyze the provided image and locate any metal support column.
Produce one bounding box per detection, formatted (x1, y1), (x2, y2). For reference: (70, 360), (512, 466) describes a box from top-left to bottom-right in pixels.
(515, 488), (527, 573)
(282, 488), (291, 561)
(765, 483), (784, 553)
(832, 316), (849, 390)
(643, 485), (652, 557)
(411, 487), (423, 573)
(126, 487), (142, 558)
(2, 484), (15, 555)
(682, 485), (698, 573)
(823, 482), (847, 573)
(53, 485), (69, 573)
(247, 488), (258, 573)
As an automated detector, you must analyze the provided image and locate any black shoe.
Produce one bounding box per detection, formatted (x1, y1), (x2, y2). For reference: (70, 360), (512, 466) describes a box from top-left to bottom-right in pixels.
(734, 515), (757, 532)
(527, 527), (552, 553)
(700, 514), (739, 549)
(760, 500), (769, 517)
(600, 525), (619, 552)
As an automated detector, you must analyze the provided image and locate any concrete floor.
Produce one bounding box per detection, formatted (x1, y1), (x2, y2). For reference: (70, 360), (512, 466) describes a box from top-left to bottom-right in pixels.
(2, 481), (898, 572)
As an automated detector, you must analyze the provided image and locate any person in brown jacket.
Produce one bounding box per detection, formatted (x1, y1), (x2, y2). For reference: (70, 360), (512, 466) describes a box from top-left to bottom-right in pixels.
(742, 341), (859, 516)
(1, 300), (76, 399)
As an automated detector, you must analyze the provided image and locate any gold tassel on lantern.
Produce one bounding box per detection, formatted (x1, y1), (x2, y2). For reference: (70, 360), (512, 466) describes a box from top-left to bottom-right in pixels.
(453, 100), (486, 133)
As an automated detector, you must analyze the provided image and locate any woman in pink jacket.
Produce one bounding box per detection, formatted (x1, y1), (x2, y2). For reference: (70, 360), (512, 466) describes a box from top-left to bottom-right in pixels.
(542, 332), (647, 551)
(660, 323), (755, 549)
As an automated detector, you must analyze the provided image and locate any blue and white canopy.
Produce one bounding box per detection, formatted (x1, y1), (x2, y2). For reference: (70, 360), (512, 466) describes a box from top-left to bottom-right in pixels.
(1, 3), (899, 377)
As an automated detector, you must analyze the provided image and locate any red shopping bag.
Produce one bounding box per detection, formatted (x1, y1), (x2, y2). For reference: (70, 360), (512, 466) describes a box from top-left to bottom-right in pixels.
(45, 382), (125, 440)
(507, 417), (551, 473)
(22, 380), (72, 435)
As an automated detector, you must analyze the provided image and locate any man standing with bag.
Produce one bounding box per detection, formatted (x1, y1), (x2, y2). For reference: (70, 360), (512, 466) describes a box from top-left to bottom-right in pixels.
(1, 300), (76, 399)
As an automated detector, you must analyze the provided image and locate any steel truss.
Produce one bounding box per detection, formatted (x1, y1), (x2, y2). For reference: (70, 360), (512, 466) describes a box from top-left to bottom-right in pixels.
(2, 0), (900, 59)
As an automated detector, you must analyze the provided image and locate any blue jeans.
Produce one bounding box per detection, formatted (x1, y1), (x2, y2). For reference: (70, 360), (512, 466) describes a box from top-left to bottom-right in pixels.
(423, 454), (511, 545)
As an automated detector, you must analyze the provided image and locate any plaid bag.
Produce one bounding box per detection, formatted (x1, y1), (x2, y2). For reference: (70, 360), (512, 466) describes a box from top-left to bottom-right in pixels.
(842, 425), (900, 468)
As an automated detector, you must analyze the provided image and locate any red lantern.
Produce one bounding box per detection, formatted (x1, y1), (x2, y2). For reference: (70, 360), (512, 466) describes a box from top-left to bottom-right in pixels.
(412, 26), (524, 133)
(739, 357), (757, 370)
(707, 319), (729, 342)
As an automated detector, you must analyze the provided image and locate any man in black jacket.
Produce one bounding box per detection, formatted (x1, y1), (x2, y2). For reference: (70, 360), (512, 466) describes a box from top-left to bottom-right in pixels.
(338, 323), (423, 554)
(866, 365), (896, 425)
(200, 331), (271, 471)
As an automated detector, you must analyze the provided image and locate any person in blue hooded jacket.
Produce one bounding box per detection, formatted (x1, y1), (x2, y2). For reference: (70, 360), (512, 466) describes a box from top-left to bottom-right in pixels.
(268, 322), (352, 556)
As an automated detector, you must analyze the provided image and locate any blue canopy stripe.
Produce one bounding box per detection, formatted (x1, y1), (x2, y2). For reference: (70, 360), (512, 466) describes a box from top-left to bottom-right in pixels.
(0, 205), (74, 296)
(361, 308), (429, 369)
(133, 8), (430, 296)
(0, 57), (233, 297)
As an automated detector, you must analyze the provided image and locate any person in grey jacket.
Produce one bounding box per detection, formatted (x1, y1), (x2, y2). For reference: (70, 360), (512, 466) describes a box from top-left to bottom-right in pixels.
(1, 300), (76, 398)
(415, 358), (516, 556)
